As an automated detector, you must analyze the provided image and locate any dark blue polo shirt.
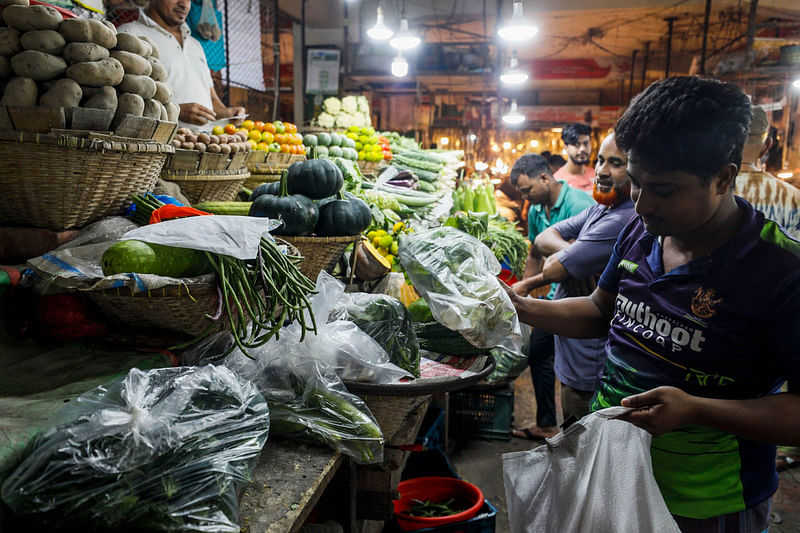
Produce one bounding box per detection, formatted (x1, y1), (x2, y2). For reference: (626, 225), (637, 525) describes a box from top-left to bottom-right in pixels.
(594, 197), (800, 519)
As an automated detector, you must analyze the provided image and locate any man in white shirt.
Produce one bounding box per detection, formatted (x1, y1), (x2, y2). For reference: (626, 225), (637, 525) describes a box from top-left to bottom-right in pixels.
(117, 0), (244, 127)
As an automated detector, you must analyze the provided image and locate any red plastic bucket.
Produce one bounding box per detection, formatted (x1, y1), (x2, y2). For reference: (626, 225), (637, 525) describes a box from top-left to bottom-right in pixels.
(393, 476), (484, 531)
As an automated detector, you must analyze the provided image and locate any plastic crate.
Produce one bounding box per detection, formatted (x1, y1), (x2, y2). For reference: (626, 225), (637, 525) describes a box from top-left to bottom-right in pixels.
(398, 499), (497, 533)
(449, 385), (514, 442)
(416, 406), (445, 452)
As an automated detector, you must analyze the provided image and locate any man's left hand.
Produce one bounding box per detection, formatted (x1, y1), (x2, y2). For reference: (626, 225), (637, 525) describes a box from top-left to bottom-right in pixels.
(224, 106), (246, 124)
(616, 386), (699, 435)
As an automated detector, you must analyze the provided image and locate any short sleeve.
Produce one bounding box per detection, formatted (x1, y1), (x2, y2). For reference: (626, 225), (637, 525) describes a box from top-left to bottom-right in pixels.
(551, 208), (591, 242)
(597, 215), (641, 293)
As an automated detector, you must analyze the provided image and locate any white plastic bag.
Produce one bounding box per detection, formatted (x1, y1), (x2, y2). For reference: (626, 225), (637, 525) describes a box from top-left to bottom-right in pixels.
(502, 407), (680, 533)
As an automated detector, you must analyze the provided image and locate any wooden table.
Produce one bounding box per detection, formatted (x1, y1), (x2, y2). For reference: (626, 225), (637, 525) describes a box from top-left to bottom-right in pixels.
(239, 439), (344, 533)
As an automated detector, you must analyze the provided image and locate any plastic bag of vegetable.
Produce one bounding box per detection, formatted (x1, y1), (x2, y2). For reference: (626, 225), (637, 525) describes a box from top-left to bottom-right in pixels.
(1, 365), (270, 532)
(330, 292), (421, 377)
(399, 226), (522, 354)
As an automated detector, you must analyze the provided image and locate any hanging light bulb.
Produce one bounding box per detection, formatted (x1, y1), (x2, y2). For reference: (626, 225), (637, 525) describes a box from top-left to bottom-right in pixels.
(367, 6), (393, 41)
(498, 1), (538, 42)
(391, 53), (408, 77)
(793, 77), (800, 89)
(500, 52), (528, 85)
(390, 4), (421, 50)
(502, 100), (525, 125)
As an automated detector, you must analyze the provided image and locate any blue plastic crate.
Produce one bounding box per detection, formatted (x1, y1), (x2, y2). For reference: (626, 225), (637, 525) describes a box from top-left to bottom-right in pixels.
(416, 406), (445, 452)
(398, 499), (497, 533)
(449, 386), (514, 442)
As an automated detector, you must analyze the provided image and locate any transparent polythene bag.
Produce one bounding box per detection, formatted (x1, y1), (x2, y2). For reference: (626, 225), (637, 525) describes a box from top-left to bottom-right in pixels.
(329, 291), (421, 378)
(196, 0), (222, 41)
(1, 365), (270, 532)
(398, 226), (522, 354)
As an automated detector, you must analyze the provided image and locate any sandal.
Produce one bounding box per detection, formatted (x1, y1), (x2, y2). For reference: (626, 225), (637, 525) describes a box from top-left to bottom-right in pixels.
(776, 453), (800, 472)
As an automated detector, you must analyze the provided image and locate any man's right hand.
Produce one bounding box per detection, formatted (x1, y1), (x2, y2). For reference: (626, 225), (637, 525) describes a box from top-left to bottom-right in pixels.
(178, 103), (217, 125)
(512, 279), (530, 296)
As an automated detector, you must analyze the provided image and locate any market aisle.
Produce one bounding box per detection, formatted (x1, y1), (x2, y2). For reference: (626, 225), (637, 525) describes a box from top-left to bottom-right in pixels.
(446, 369), (800, 532)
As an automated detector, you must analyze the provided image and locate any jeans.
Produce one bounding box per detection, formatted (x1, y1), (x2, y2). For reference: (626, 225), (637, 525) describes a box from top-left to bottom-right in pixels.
(528, 328), (556, 428)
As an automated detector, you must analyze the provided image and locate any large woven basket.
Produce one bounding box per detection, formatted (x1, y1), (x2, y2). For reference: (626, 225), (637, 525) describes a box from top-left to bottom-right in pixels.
(161, 168), (250, 204)
(243, 173), (281, 190)
(280, 235), (360, 280)
(0, 131), (172, 230)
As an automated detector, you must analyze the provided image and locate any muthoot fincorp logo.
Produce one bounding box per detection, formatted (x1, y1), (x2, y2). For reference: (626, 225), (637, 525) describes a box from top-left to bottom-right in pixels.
(614, 294), (707, 352)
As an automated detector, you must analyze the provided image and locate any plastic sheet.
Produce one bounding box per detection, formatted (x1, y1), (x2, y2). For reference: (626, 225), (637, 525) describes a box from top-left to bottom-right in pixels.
(1, 365), (270, 532)
(398, 226), (522, 354)
(330, 292), (421, 378)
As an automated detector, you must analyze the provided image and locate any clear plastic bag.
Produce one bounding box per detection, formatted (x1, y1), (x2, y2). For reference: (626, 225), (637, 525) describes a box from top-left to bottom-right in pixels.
(330, 292), (421, 378)
(1, 365), (270, 532)
(196, 0), (222, 41)
(398, 226), (522, 354)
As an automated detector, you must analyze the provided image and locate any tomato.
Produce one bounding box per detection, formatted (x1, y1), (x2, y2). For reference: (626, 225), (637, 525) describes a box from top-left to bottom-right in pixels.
(383, 151), (393, 161)
(280, 143), (291, 153)
(284, 122), (297, 134)
(295, 133), (305, 145)
(223, 123), (237, 135)
(256, 142), (269, 151)
(262, 122), (276, 134)
(273, 121), (285, 134)
(241, 119), (255, 130)
(252, 121), (264, 132)
(269, 143), (281, 152)
(261, 131), (274, 144)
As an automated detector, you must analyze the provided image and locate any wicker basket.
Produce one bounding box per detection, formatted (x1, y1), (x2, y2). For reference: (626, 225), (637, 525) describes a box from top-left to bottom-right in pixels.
(243, 173), (281, 190)
(0, 131), (172, 230)
(161, 168), (250, 204)
(280, 234), (360, 280)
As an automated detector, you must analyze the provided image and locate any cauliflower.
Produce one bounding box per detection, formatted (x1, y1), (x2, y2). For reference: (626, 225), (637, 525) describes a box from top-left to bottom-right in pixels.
(341, 95), (358, 114)
(357, 96), (370, 114)
(335, 113), (354, 129)
(315, 112), (335, 129)
(323, 97), (341, 115)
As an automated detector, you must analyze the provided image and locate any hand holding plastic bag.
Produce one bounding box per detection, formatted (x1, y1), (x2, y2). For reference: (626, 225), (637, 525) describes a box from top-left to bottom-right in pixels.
(399, 226), (522, 354)
(1, 365), (270, 532)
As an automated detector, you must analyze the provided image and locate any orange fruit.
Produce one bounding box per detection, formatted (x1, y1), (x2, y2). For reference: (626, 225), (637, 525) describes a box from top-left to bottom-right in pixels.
(223, 123), (237, 135)
(284, 122), (297, 134)
(241, 119), (255, 130)
(256, 142), (269, 151)
(248, 129), (262, 141)
(253, 121), (265, 132)
(247, 139), (258, 149)
(262, 123), (276, 134)
(280, 144), (291, 153)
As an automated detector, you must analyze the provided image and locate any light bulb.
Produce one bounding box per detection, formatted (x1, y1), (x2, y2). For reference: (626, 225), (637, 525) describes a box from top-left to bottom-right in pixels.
(793, 78), (800, 89)
(502, 100), (525, 125)
(440, 137), (449, 146)
(500, 55), (528, 85)
(498, 1), (538, 42)
(778, 171), (794, 179)
(367, 7), (393, 41)
(390, 17), (421, 50)
(391, 54), (408, 77)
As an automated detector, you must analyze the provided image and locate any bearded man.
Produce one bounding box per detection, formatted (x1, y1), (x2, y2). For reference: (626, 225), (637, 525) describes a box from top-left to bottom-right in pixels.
(554, 122), (595, 192)
(517, 132), (634, 423)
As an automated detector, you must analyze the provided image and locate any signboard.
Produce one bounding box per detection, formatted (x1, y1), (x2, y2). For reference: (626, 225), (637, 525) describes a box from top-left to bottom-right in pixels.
(306, 49), (340, 94)
(520, 58), (630, 80)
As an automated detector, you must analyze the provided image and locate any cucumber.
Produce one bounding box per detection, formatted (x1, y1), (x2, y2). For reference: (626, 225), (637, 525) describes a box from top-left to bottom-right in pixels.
(194, 201), (252, 216)
(101, 240), (213, 277)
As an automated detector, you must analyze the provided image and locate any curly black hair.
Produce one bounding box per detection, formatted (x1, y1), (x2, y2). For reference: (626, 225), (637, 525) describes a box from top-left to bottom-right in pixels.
(510, 154), (551, 186)
(614, 77), (751, 181)
(561, 123), (592, 146)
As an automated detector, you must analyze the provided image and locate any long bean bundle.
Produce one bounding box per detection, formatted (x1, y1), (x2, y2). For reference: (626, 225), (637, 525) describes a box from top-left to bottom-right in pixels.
(205, 236), (317, 357)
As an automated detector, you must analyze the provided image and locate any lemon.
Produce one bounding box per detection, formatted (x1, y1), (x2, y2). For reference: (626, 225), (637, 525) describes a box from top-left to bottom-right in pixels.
(366, 230), (378, 241)
(376, 229), (387, 237)
(378, 246), (389, 256)
(378, 235), (394, 248)
(392, 221), (405, 233)
(385, 254), (395, 265)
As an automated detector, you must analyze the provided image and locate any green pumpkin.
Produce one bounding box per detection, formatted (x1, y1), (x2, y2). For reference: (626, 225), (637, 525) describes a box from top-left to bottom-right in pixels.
(286, 158), (343, 199)
(315, 192), (371, 236)
(249, 172), (318, 236)
(249, 181), (280, 200)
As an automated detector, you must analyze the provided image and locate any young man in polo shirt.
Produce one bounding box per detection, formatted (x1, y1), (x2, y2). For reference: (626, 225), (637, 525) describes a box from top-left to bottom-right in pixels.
(509, 154), (594, 439)
(553, 123), (595, 193)
(505, 76), (800, 531)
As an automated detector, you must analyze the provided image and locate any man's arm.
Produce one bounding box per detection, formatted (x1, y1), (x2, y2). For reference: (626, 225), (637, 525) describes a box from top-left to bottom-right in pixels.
(505, 284), (614, 338)
(534, 226), (572, 257)
(514, 245), (546, 296)
(210, 86), (245, 121)
(618, 386), (800, 446)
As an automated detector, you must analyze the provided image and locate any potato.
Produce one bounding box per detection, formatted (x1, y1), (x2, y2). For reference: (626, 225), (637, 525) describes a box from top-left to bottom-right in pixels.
(147, 56), (166, 81)
(115, 32), (149, 57)
(207, 143), (221, 153)
(0, 0), (30, 6)
(197, 132), (210, 144)
(0, 26), (19, 55)
(194, 142), (206, 153)
(118, 73), (155, 98)
(181, 141), (194, 150)
(165, 101), (179, 122)
(208, 134), (219, 145)
(10, 50), (66, 81)
(176, 127), (191, 135)
(58, 18), (116, 48)
(158, 102), (167, 121)
(66, 57), (123, 87)
(0, 76), (35, 105)
(142, 97), (160, 119)
(219, 143), (231, 155)
(138, 34), (158, 58)
(0, 54), (8, 77)
(152, 80), (172, 104)
(83, 85), (116, 112)
(101, 20), (116, 35)
(184, 133), (196, 143)
(20, 29), (65, 55)
(112, 92), (144, 129)
(3, 5), (61, 31)
(62, 41), (108, 64)
(110, 50), (151, 76)
(38, 77), (81, 108)
(171, 139), (181, 148)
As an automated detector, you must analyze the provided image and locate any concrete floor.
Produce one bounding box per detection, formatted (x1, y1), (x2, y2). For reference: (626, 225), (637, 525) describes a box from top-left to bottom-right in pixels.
(445, 368), (800, 533)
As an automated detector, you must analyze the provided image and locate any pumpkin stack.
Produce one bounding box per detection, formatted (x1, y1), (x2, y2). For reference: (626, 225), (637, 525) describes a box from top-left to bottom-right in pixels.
(249, 158), (370, 279)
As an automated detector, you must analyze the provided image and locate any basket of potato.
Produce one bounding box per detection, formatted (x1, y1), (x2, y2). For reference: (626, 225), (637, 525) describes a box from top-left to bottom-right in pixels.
(160, 127), (252, 204)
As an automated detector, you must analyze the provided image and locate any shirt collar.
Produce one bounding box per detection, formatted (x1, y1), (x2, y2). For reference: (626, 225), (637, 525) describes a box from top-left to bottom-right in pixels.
(532, 180), (570, 214)
(137, 9), (192, 42)
(642, 195), (763, 276)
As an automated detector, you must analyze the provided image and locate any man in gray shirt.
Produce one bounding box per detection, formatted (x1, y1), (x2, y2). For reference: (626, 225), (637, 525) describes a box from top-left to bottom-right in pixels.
(521, 133), (635, 422)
